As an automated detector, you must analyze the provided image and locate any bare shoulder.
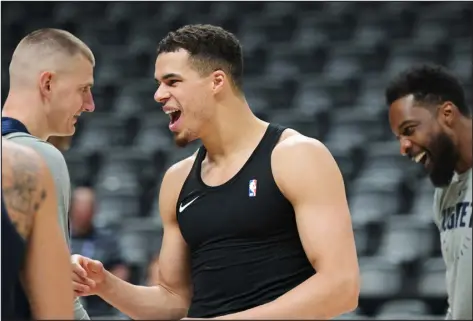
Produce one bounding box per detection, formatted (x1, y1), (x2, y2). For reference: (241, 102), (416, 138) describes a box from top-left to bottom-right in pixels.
(1, 139), (48, 240)
(271, 129), (342, 198)
(273, 129), (333, 162)
(158, 150), (199, 221)
(162, 151), (197, 190)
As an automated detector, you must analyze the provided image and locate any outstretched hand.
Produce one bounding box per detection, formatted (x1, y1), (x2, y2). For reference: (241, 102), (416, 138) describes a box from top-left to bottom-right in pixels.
(71, 254), (105, 297)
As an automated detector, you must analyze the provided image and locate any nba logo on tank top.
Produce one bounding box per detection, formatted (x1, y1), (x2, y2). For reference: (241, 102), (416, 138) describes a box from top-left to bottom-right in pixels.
(249, 179), (257, 197)
(176, 123), (315, 318)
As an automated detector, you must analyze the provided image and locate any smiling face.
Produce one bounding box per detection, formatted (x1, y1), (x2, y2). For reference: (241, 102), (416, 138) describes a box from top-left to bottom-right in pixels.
(154, 25), (244, 148)
(42, 55), (95, 137)
(389, 95), (459, 187)
(154, 49), (223, 148)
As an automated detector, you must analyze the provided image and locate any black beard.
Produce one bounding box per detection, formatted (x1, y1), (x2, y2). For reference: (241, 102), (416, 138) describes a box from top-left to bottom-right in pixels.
(428, 131), (459, 188)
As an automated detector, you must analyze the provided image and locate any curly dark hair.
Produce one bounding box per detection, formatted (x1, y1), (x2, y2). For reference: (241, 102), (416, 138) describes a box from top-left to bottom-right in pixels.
(157, 24), (244, 90)
(385, 63), (470, 117)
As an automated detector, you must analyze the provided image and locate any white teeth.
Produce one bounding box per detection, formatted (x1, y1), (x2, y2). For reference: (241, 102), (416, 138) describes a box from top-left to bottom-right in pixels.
(413, 151), (426, 163)
(164, 110), (178, 115)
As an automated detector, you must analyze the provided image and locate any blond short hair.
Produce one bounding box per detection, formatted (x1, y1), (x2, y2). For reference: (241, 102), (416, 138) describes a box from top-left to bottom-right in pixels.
(9, 28), (95, 86)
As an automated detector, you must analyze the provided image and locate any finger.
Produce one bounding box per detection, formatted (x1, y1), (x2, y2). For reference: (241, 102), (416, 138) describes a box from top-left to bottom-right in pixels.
(72, 263), (88, 278)
(72, 275), (96, 288)
(71, 254), (85, 265)
(82, 277), (96, 288)
(72, 280), (84, 290)
(72, 254), (93, 272)
(74, 290), (85, 297)
(88, 260), (103, 272)
(73, 281), (90, 293)
(72, 274), (84, 283)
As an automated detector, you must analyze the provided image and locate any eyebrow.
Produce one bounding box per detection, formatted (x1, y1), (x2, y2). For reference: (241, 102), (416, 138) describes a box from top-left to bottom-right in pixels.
(397, 120), (419, 132)
(155, 73), (181, 86)
(162, 73), (181, 80)
(81, 82), (94, 89)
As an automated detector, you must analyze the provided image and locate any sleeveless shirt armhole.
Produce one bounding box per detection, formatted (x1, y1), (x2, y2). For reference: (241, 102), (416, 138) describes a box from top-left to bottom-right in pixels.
(175, 146), (205, 215)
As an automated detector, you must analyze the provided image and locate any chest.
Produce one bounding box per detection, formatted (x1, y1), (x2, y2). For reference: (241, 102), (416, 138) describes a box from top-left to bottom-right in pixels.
(436, 180), (472, 263)
(200, 151), (258, 187)
(177, 175), (295, 250)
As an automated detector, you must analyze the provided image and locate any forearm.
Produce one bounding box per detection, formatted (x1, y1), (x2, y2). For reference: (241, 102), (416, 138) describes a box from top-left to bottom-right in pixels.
(216, 272), (359, 320)
(97, 271), (188, 320)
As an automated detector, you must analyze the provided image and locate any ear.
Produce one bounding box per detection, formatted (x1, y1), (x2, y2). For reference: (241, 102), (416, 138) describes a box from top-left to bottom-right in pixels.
(39, 71), (54, 98)
(211, 70), (226, 94)
(438, 102), (455, 128)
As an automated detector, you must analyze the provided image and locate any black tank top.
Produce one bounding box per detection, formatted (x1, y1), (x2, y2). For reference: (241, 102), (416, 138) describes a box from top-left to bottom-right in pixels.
(1, 194), (32, 319)
(176, 123), (315, 318)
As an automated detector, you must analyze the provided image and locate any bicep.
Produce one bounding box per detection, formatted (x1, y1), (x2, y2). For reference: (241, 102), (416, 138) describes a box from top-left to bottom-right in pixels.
(294, 193), (358, 274)
(23, 165), (74, 319)
(299, 165), (355, 271)
(275, 138), (358, 274)
(155, 165), (192, 304)
(157, 220), (192, 301)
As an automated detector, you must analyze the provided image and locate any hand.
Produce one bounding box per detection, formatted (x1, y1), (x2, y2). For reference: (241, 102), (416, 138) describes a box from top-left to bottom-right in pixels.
(71, 254), (105, 297)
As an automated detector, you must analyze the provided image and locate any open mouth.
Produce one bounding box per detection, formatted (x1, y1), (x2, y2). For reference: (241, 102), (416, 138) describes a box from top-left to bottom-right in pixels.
(164, 109), (182, 126)
(411, 151), (431, 169)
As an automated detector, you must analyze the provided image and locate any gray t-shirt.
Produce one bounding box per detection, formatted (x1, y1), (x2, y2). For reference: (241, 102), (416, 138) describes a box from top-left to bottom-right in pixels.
(433, 168), (472, 320)
(5, 132), (90, 320)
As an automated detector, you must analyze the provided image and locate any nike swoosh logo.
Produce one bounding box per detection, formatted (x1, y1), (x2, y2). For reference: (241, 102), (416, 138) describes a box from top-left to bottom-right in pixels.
(179, 196), (200, 213)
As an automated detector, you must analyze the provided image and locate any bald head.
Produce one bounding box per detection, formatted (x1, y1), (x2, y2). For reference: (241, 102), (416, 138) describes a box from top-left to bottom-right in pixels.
(9, 28), (95, 88)
(70, 186), (96, 234)
(73, 186), (95, 204)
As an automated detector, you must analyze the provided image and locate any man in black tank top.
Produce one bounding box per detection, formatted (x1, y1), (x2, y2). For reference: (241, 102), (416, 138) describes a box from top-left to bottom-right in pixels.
(1, 139), (74, 319)
(71, 24), (360, 320)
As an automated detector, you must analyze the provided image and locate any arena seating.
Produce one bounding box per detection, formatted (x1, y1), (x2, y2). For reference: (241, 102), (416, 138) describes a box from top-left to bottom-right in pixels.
(2, 2), (471, 318)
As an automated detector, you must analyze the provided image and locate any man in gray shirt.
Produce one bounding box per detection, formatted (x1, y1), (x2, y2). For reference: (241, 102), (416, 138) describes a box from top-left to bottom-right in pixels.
(385, 64), (472, 319)
(2, 28), (96, 320)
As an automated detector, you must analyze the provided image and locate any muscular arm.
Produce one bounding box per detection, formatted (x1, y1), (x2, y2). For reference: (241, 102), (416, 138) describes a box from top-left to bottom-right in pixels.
(217, 135), (360, 320)
(2, 140), (74, 319)
(7, 136), (89, 319)
(94, 161), (193, 320)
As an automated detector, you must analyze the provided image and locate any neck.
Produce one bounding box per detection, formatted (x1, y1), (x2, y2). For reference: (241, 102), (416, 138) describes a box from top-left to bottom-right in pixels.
(455, 117), (473, 173)
(199, 95), (267, 163)
(2, 90), (50, 140)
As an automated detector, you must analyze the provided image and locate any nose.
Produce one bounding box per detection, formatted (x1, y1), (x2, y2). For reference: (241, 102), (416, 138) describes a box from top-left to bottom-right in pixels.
(83, 101), (95, 112)
(83, 91), (95, 112)
(154, 84), (170, 104)
(399, 136), (412, 156)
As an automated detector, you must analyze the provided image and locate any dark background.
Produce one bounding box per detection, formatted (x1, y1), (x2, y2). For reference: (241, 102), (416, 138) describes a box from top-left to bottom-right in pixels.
(2, 1), (471, 319)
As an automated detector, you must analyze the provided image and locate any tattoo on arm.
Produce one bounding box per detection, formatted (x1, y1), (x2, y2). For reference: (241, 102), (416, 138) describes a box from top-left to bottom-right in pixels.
(2, 144), (48, 240)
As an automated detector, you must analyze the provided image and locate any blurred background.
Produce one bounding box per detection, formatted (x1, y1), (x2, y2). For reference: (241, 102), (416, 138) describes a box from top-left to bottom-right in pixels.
(1, 1), (471, 319)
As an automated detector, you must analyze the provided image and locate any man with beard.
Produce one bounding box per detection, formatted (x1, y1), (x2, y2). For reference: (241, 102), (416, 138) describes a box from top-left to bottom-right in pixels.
(386, 64), (472, 320)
